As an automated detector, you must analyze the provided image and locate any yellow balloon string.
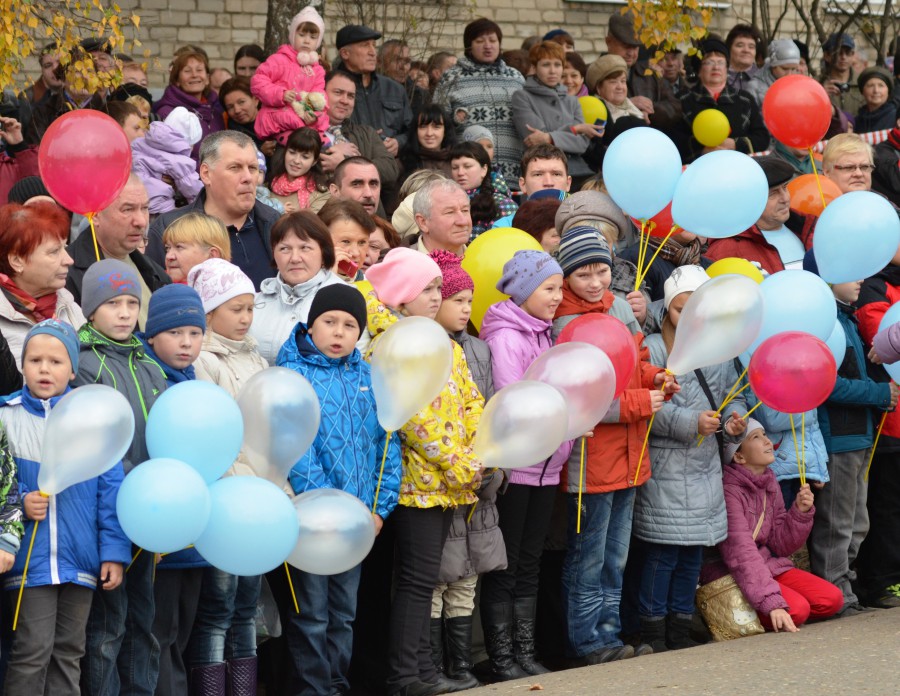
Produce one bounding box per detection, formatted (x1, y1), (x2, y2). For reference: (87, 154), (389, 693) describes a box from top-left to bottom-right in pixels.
(698, 366), (749, 446)
(633, 410), (656, 486)
(87, 212), (101, 263)
(576, 436), (586, 534)
(808, 147), (828, 211)
(285, 562), (299, 613)
(742, 401), (764, 420)
(865, 411), (888, 482)
(637, 225), (681, 289)
(126, 547), (142, 573)
(800, 412), (807, 487)
(635, 221), (649, 292)
(371, 430), (392, 515)
(12, 518), (40, 632)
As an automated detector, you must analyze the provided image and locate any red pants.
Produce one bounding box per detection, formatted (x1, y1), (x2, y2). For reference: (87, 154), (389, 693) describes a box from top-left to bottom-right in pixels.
(760, 568), (843, 629)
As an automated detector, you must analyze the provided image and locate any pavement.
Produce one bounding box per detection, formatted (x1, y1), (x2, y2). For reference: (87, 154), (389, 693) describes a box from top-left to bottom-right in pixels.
(465, 608), (900, 695)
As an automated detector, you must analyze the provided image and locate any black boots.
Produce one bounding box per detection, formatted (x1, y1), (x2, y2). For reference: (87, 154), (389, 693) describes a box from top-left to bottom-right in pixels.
(639, 616), (668, 653)
(513, 597), (550, 675)
(190, 663), (227, 696)
(666, 613), (701, 650)
(226, 657), (257, 696)
(444, 616), (480, 689)
(430, 618), (445, 674)
(481, 602), (529, 681)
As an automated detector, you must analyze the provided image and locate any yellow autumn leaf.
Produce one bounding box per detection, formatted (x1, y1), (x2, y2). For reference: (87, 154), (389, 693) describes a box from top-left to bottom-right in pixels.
(132, 14), (140, 28)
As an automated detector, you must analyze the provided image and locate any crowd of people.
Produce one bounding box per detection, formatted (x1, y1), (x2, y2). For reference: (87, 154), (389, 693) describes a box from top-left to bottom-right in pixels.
(0, 7), (897, 696)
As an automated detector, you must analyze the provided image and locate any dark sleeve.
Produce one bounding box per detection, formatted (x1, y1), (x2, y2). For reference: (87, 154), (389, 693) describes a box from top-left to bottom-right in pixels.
(648, 75), (683, 130)
(146, 213), (169, 266)
(0, 330), (22, 394)
(734, 94), (771, 155)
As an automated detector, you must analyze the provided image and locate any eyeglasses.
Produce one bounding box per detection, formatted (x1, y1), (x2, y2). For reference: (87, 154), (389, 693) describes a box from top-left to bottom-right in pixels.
(832, 163), (875, 173)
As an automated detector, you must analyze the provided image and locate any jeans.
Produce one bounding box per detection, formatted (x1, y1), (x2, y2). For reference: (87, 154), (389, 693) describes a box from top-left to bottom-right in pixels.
(561, 488), (635, 658)
(152, 568), (203, 696)
(82, 546), (159, 696)
(188, 568), (261, 666)
(637, 542), (704, 618)
(286, 565), (361, 696)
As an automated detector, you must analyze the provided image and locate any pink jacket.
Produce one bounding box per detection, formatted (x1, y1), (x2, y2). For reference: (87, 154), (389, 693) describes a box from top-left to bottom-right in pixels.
(251, 44), (328, 139)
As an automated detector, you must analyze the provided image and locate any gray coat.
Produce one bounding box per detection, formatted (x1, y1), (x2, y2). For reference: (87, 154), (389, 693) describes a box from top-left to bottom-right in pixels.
(510, 78), (592, 177)
(452, 330), (494, 402)
(632, 333), (744, 546)
(744, 66), (777, 107)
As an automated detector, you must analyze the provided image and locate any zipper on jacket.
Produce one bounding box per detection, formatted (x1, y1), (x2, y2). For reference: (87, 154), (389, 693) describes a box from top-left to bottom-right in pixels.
(339, 361), (365, 506)
(129, 352), (150, 422)
(43, 400), (61, 585)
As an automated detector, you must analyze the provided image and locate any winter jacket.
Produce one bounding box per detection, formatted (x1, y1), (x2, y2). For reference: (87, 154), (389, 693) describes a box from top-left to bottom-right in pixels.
(821, 69), (863, 121)
(628, 61), (683, 133)
(361, 287), (482, 508)
(73, 325), (168, 473)
(0, 287), (84, 372)
(634, 333), (743, 546)
(677, 83), (771, 162)
(131, 122), (203, 214)
(0, 144), (40, 205)
(2, 387), (132, 591)
(819, 302), (892, 454)
(856, 101), (897, 135)
(479, 300), (573, 486)
(744, 66), (777, 107)
(0, 421), (23, 555)
(467, 186), (518, 239)
(451, 330), (494, 402)
(153, 85), (225, 162)
(510, 77), (591, 177)
(701, 462), (814, 616)
(251, 44), (328, 141)
(340, 67), (413, 150)
(873, 318), (900, 365)
(277, 323), (400, 520)
(327, 121), (402, 195)
(873, 130), (900, 208)
(26, 93), (106, 146)
(434, 56), (526, 188)
(251, 270), (347, 365)
(705, 211), (817, 275)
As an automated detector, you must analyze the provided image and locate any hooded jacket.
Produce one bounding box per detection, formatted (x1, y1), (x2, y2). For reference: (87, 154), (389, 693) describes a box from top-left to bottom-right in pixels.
(277, 323), (400, 520)
(153, 85), (225, 161)
(2, 387), (132, 591)
(131, 122), (203, 214)
(251, 44), (328, 140)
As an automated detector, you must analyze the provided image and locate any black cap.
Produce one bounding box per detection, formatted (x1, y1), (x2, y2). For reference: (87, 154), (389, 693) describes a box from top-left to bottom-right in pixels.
(7, 177), (50, 205)
(336, 25), (382, 50)
(756, 156), (797, 189)
(608, 12), (641, 47)
(698, 36), (728, 59)
(307, 284), (368, 340)
(109, 83), (154, 105)
(80, 37), (112, 54)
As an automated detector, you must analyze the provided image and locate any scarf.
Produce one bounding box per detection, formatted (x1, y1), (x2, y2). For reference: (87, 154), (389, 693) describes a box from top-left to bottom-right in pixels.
(139, 336), (196, 384)
(645, 236), (703, 267)
(271, 174), (316, 208)
(607, 97), (645, 123)
(555, 284), (615, 319)
(0, 273), (57, 323)
(887, 127), (900, 153)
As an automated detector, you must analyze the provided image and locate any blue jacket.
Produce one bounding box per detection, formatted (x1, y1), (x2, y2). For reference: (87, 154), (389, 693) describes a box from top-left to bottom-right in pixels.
(1, 387), (132, 590)
(277, 324), (401, 520)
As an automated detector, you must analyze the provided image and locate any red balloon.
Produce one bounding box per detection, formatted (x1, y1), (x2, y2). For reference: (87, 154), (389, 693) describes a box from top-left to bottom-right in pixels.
(39, 110), (132, 215)
(557, 313), (638, 398)
(748, 331), (836, 413)
(762, 75), (832, 149)
(631, 202), (674, 239)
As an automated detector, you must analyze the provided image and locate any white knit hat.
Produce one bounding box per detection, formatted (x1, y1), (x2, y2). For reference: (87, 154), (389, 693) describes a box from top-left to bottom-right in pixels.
(663, 264), (709, 311)
(163, 107), (202, 146)
(723, 418), (764, 464)
(187, 258), (256, 313)
(289, 6), (325, 49)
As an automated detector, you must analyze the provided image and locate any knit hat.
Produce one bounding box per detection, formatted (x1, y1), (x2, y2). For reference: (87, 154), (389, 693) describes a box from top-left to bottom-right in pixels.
(766, 38), (801, 68)
(81, 259), (142, 319)
(555, 190), (630, 242)
(146, 284), (207, 338)
(496, 250), (563, 305)
(663, 264), (709, 311)
(365, 247), (442, 308)
(391, 193), (418, 238)
(289, 6), (325, 49)
(187, 258), (256, 314)
(724, 418), (765, 464)
(462, 125), (494, 146)
(163, 107), (202, 147)
(586, 54), (628, 92)
(430, 249), (474, 299)
(307, 284), (368, 339)
(23, 319), (79, 373)
(7, 176), (50, 205)
(858, 66), (893, 94)
(528, 188), (567, 202)
(557, 226), (613, 277)
(256, 150), (267, 176)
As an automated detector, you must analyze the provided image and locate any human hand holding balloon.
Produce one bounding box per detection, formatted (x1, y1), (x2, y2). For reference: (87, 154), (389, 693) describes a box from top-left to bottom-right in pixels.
(794, 484), (814, 513)
(649, 390), (665, 413)
(654, 371), (680, 395)
(373, 514), (384, 536)
(698, 411), (720, 436)
(626, 291), (647, 324)
(24, 492), (48, 521)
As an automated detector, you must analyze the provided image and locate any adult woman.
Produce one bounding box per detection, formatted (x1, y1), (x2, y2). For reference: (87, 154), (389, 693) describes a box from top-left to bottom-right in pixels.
(725, 23), (764, 92)
(450, 142), (517, 238)
(562, 52), (588, 97)
(250, 211), (345, 365)
(0, 202), (84, 373)
(855, 67), (897, 134)
(399, 104), (457, 183)
(162, 213), (232, 283)
(318, 199), (376, 281)
(582, 54), (647, 164)
(823, 133), (875, 194)
(511, 198), (562, 253)
(365, 216), (400, 272)
(218, 76), (277, 156)
(434, 18), (526, 188)
(426, 52), (457, 93)
(234, 44), (267, 78)
(154, 50), (225, 160)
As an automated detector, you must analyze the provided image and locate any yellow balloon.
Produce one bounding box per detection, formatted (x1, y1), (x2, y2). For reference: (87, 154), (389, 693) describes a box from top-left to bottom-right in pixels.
(692, 108), (730, 147)
(578, 96), (608, 125)
(706, 257), (765, 284)
(462, 227), (543, 330)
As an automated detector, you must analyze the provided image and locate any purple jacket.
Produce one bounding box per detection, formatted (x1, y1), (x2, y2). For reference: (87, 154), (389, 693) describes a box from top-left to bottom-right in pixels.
(153, 85), (225, 161)
(701, 462), (814, 615)
(479, 299), (573, 486)
(873, 321), (900, 365)
(131, 122), (203, 214)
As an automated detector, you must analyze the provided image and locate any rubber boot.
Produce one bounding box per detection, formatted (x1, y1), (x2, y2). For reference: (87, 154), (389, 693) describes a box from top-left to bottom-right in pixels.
(480, 602), (529, 682)
(513, 596), (550, 675)
(639, 616), (668, 654)
(226, 656), (257, 696)
(430, 618), (445, 674)
(190, 663), (227, 696)
(666, 613), (701, 650)
(443, 616), (481, 689)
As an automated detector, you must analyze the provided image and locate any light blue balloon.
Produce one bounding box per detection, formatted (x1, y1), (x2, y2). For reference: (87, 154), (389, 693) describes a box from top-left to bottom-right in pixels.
(116, 458), (211, 553)
(601, 127), (682, 219)
(824, 319), (847, 368)
(877, 302), (900, 383)
(194, 477), (299, 576)
(813, 191), (900, 284)
(749, 270), (836, 353)
(671, 151), (768, 239)
(146, 381), (244, 484)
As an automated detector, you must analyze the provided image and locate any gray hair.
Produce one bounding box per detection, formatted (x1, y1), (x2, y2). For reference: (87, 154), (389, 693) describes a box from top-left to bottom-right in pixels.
(398, 169), (448, 201)
(413, 178), (466, 220)
(198, 130), (255, 166)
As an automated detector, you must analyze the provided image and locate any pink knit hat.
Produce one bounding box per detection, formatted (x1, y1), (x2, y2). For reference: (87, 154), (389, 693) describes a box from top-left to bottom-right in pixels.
(187, 258), (256, 313)
(289, 6), (325, 49)
(430, 249), (474, 300)
(365, 248), (442, 308)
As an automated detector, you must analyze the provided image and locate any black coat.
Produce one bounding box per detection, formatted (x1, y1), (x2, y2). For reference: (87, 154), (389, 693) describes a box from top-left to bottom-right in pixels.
(677, 84), (771, 162)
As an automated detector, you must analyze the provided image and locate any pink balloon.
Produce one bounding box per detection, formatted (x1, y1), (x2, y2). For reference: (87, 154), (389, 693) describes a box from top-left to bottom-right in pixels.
(557, 313), (637, 398)
(39, 110), (132, 214)
(748, 331), (836, 413)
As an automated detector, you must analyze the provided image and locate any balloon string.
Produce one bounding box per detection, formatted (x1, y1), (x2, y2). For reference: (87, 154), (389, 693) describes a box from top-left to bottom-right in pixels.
(800, 412), (807, 488)
(577, 436), (585, 534)
(633, 409), (656, 486)
(635, 221), (649, 292)
(13, 518), (39, 631)
(637, 225), (680, 289)
(285, 562), (299, 613)
(126, 547), (142, 573)
(790, 414), (803, 488)
(698, 367), (750, 446)
(87, 212), (101, 263)
(865, 410), (888, 482)
(742, 401), (764, 419)
(808, 147), (828, 210)
(371, 430), (392, 515)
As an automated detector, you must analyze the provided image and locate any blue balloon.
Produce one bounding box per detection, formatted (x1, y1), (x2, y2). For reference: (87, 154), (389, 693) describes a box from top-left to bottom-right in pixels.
(146, 381), (244, 483)
(824, 318), (847, 369)
(813, 191), (900, 284)
(194, 477), (299, 576)
(671, 151), (768, 239)
(601, 127), (682, 219)
(877, 302), (900, 383)
(116, 458), (211, 553)
(749, 270), (836, 353)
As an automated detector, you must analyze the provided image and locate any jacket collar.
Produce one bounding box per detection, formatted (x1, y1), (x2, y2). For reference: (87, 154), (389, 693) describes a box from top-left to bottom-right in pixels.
(284, 322), (360, 368)
(258, 269), (336, 306)
(20, 384), (69, 417)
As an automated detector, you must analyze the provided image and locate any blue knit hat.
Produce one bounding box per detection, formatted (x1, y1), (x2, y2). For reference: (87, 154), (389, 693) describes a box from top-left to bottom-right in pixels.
(146, 284), (207, 338)
(496, 250), (563, 306)
(81, 259), (142, 319)
(556, 226), (613, 278)
(23, 319), (79, 372)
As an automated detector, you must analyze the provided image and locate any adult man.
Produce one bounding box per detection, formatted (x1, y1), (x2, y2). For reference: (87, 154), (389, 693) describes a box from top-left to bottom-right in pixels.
(405, 179), (472, 255)
(493, 145), (572, 229)
(147, 130), (278, 289)
(336, 25), (413, 155)
(605, 13), (681, 132)
(67, 174), (170, 327)
(378, 39), (427, 113)
(658, 47), (688, 96)
(821, 33), (863, 118)
(329, 156), (382, 216)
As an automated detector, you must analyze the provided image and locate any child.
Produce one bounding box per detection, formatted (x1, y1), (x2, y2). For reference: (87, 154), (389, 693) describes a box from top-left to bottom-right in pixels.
(635, 265), (746, 652)
(3, 320), (130, 696)
(277, 283), (401, 695)
(702, 420), (843, 631)
(254, 149), (285, 215)
(73, 259), (169, 696)
(251, 6), (328, 145)
(268, 127), (330, 213)
(802, 251), (898, 616)
(551, 227), (675, 665)
(162, 213), (232, 284)
(186, 258), (268, 691)
(362, 247), (483, 696)
(478, 249), (570, 680)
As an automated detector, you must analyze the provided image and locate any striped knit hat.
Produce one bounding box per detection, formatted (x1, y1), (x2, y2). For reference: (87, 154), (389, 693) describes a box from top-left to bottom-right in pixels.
(556, 226), (612, 278)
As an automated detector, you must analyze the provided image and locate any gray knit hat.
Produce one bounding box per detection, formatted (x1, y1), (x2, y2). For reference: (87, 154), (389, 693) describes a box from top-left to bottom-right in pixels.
(557, 226), (612, 278)
(462, 125), (494, 145)
(496, 250), (563, 305)
(82, 259), (142, 319)
(555, 191), (631, 244)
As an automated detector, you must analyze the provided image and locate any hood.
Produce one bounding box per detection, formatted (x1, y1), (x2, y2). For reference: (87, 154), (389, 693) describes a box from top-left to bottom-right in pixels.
(723, 460), (775, 493)
(258, 270), (340, 308)
(362, 285), (401, 341)
(138, 122), (192, 155)
(479, 299), (552, 343)
(524, 75), (567, 98)
(280, 321), (361, 369)
(202, 329), (260, 357)
(78, 323), (144, 355)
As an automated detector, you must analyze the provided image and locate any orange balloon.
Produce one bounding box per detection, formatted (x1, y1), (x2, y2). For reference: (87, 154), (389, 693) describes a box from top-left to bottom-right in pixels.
(786, 174), (842, 217)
